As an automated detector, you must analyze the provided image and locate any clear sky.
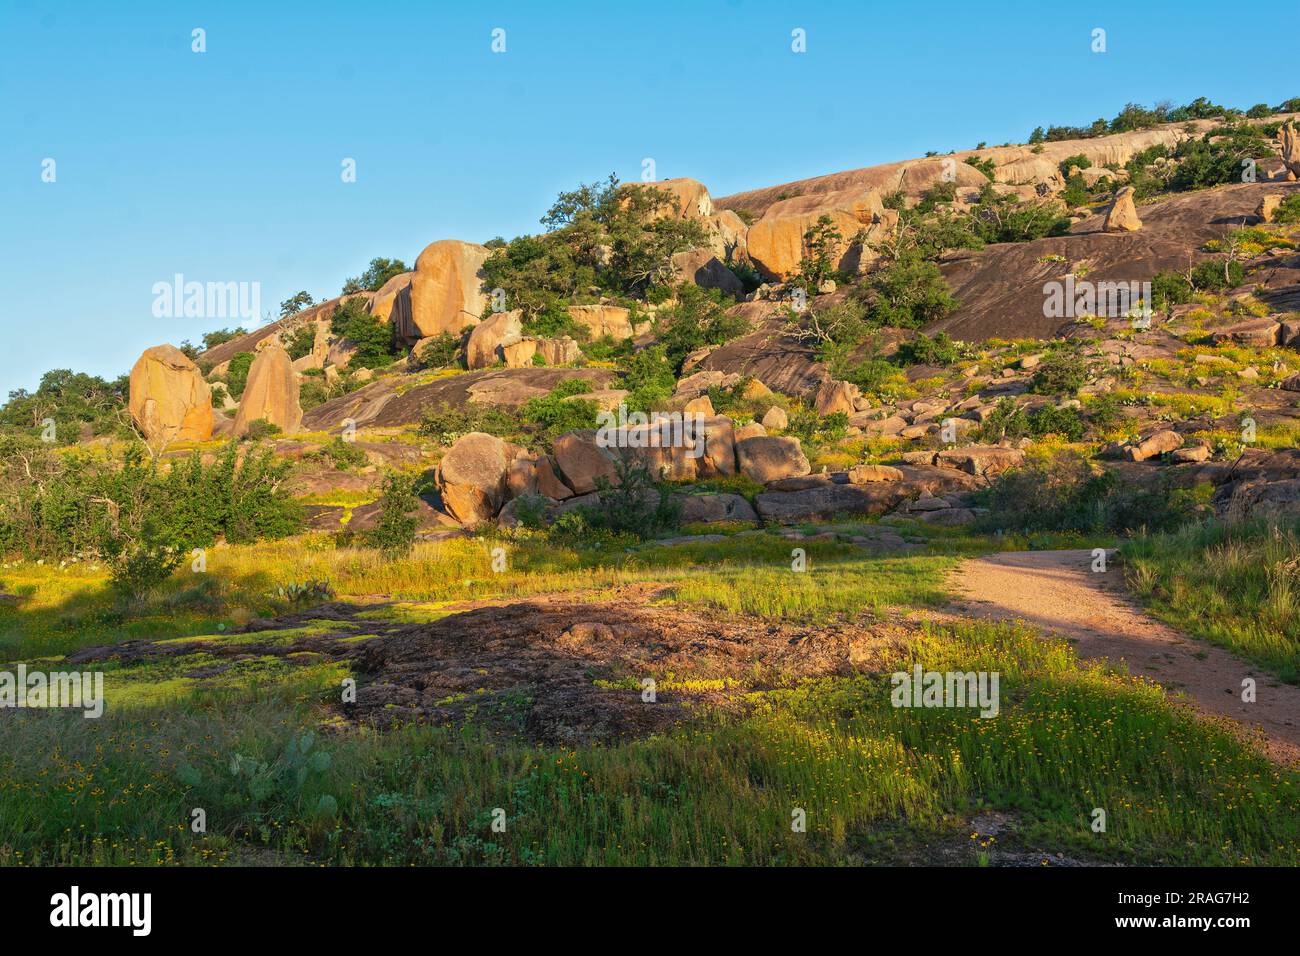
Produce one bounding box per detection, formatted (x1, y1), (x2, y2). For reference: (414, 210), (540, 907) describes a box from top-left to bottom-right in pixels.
(0, 0), (1293, 395)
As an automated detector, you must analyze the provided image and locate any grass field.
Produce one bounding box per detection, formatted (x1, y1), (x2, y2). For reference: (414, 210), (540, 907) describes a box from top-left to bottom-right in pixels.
(1123, 520), (1300, 683)
(2, 521), (1297, 867)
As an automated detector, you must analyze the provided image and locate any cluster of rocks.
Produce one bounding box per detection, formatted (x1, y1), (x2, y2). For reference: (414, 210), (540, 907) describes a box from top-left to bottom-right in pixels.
(129, 341), (303, 443)
(429, 416), (1013, 530)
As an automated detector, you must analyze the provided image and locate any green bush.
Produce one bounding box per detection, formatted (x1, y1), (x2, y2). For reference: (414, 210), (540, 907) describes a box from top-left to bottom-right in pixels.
(861, 256), (958, 328)
(242, 419), (282, 441)
(1027, 403), (1087, 441)
(0, 440), (302, 561)
(362, 472), (419, 555)
(977, 451), (1212, 534)
(282, 325), (317, 361)
(417, 403), (518, 446)
(894, 332), (965, 366)
(0, 368), (128, 445)
(320, 437), (367, 470)
(413, 332), (460, 369)
(225, 352), (255, 398)
(520, 385), (600, 445)
(330, 298), (399, 369)
(583, 460), (681, 540)
(1274, 194), (1300, 225)
(343, 257), (407, 294)
(655, 285), (750, 372)
(1029, 348), (1090, 397)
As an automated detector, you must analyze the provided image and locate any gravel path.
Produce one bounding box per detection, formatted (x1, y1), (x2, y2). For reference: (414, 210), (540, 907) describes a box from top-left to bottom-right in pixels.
(949, 549), (1300, 765)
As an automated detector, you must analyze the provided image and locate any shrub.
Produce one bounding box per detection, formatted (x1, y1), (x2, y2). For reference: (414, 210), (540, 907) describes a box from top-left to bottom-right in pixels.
(620, 346), (677, 412)
(1058, 154), (1092, 176)
(362, 472), (419, 555)
(654, 285), (750, 372)
(978, 450), (1213, 533)
(417, 403), (518, 446)
(413, 332), (460, 369)
(343, 257), (407, 294)
(225, 352), (255, 398)
(320, 437), (367, 470)
(1190, 258), (1244, 293)
(584, 460), (681, 540)
(242, 419), (282, 441)
(282, 324), (317, 361)
(894, 332), (965, 366)
(860, 256), (958, 328)
(1027, 403), (1087, 441)
(1274, 194), (1300, 225)
(1151, 270), (1193, 310)
(330, 298), (398, 369)
(201, 327), (247, 349)
(1029, 348), (1090, 396)
(0, 368), (128, 445)
(975, 397), (1029, 443)
(520, 384), (600, 445)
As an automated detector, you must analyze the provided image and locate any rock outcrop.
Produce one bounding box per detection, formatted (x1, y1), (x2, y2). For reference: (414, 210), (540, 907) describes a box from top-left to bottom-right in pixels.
(1281, 122), (1300, 180)
(630, 177), (713, 220)
(736, 435), (811, 483)
(466, 310), (523, 369)
(1102, 186), (1142, 232)
(745, 186), (897, 280)
(566, 304), (636, 341)
(233, 345), (302, 436)
(436, 432), (526, 524)
(128, 344), (214, 443)
(401, 240), (491, 342)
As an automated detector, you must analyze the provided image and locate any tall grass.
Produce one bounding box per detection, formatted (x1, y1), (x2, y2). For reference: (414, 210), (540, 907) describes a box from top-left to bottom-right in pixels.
(1123, 520), (1300, 682)
(1, 620), (1296, 866)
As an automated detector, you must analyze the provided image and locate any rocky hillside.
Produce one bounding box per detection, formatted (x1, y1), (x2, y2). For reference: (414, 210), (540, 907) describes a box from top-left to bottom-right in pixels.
(92, 101), (1300, 541)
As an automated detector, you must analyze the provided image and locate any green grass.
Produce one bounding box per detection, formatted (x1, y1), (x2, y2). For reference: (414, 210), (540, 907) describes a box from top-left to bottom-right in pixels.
(1123, 520), (1300, 683)
(2, 618), (1295, 866)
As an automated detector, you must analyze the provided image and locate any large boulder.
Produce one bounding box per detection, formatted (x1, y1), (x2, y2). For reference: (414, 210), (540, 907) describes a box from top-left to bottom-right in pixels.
(466, 310), (523, 369)
(746, 187), (896, 280)
(505, 454), (573, 501)
(934, 445), (1024, 477)
(736, 435), (811, 483)
(403, 240), (491, 341)
(501, 335), (582, 368)
(128, 345), (214, 443)
(566, 304), (636, 341)
(1102, 186), (1142, 232)
(1127, 429), (1182, 462)
(755, 482), (904, 523)
(630, 177), (713, 220)
(814, 379), (860, 416)
(1210, 319), (1280, 348)
(552, 430), (621, 494)
(1281, 122), (1300, 180)
(599, 415), (737, 483)
(678, 493), (758, 524)
(368, 271), (413, 323)
(1256, 194), (1283, 223)
(671, 249), (744, 296)
(436, 432), (525, 524)
(233, 345), (302, 436)
(705, 209), (749, 262)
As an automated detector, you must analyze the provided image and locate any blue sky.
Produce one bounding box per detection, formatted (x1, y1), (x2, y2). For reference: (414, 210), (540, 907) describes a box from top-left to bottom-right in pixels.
(0, 0), (1293, 395)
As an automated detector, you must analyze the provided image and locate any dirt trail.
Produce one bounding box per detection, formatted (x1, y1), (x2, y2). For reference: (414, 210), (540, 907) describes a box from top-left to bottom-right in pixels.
(949, 549), (1300, 766)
